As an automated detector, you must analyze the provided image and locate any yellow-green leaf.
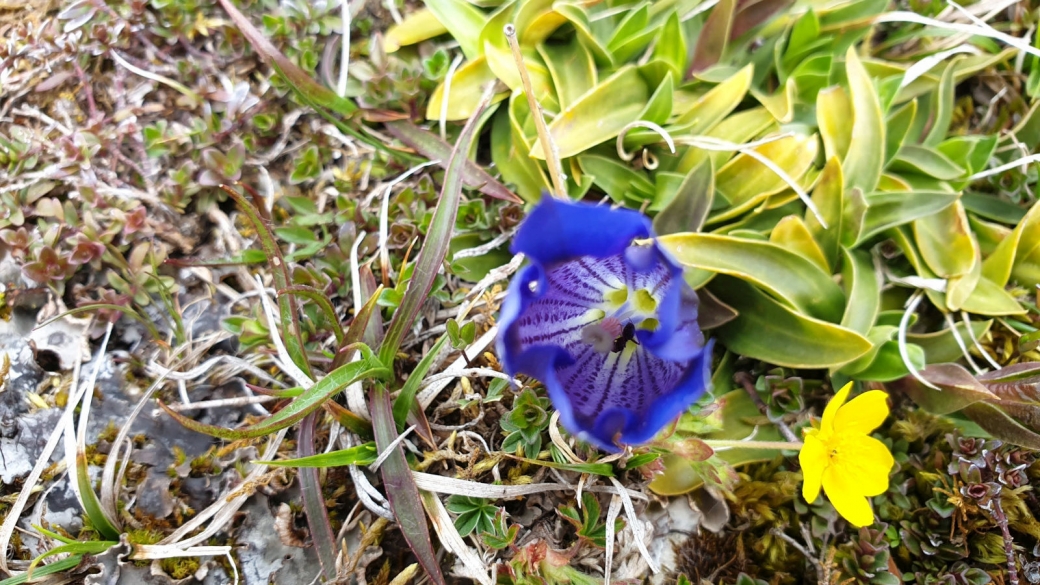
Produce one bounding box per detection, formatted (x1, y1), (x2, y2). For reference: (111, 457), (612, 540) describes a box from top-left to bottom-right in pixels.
(857, 190), (960, 244)
(959, 276), (1027, 316)
(913, 201), (976, 278)
(840, 247), (879, 335)
(982, 201), (1040, 287)
(672, 64), (753, 133)
(658, 233), (846, 322)
(423, 0), (488, 61)
(531, 66), (650, 159)
(385, 8), (449, 52)
(843, 47), (885, 194)
(805, 157), (844, 271)
(539, 36), (597, 110)
(816, 85), (851, 161)
(709, 132), (819, 220)
(491, 102), (547, 202)
(769, 215), (828, 272)
(707, 276), (872, 368)
(675, 107), (774, 174)
(908, 319), (993, 364)
(426, 56), (505, 121)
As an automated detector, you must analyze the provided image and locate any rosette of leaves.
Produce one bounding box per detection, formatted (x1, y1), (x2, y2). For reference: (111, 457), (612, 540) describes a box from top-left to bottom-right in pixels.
(835, 525), (900, 584)
(500, 387), (552, 456)
(557, 493), (625, 550)
(386, 0), (1036, 382)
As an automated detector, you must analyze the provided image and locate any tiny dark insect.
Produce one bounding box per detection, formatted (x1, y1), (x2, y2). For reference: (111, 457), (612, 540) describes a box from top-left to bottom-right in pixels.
(611, 322), (638, 353)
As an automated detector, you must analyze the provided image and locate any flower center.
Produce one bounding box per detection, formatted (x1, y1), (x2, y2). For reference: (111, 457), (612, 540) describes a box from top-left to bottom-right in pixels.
(580, 284), (660, 354)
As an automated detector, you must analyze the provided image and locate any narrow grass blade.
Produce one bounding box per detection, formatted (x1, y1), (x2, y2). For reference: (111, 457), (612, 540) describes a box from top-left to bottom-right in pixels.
(0, 555), (84, 585)
(370, 385), (446, 585)
(379, 87), (496, 366)
(74, 450), (120, 541)
(282, 285), (345, 346)
(383, 120), (521, 203)
(28, 541), (116, 578)
(257, 442), (377, 467)
(161, 346), (388, 439)
(332, 285), (383, 371)
(216, 0), (356, 116)
(297, 413), (337, 581)
(323, 401), (374, 437)
(392, 335), (448, 428)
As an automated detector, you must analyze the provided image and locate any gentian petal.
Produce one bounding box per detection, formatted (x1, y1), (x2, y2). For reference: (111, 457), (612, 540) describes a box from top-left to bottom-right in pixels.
(497, 198), (711, 452)
(510, 196), (652, 266)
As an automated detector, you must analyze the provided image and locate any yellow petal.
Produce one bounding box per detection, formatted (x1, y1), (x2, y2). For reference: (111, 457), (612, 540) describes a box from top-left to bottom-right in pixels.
(837, 435), (895, 496)
(834, 390), (890, 434)
(821, 382), (853, 433)
(799, 434), (826, 503)
(823, 464), (876, 527)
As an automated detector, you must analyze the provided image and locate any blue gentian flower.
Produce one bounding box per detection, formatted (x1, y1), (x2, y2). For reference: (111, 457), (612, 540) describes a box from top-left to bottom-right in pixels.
(497, 197), (714, 452)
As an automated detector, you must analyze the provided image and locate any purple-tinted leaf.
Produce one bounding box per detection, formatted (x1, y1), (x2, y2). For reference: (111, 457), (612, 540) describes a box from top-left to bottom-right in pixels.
(202, 148), (224, 171)
(964, 402), (1040, 450)
(696, 288), (738, 330)
(282, 285), (345, 346)
(383, 121), (521, 203)
(216, 0), (357, 117)
(198, 170), (223, 187)
(979, 362), (1040, 387)
(298, 412), (337, 580)
(730, 0), (794, 39)
(378, 92), (495, 365)
(331, 284), (383, 370)
(993, 402), (1040, 434)
(890, 363), (998, 415)
(688, 0), (735, 75)
(370, 385), (446, 585)
(359, 265), (385, 348)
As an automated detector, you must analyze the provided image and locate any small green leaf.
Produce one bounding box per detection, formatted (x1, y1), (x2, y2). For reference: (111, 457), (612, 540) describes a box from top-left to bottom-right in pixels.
(913, 201), (976, 278)
(425, 57), (503, 121)
(982, 200), (1040, 287)
(393, 335), (449, 427)
(816, 86), (851, 162)
(258, 443), (378, 467)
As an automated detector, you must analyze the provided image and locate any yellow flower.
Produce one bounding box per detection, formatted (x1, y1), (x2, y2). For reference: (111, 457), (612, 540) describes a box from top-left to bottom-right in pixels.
(799, 382), (895, 527)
